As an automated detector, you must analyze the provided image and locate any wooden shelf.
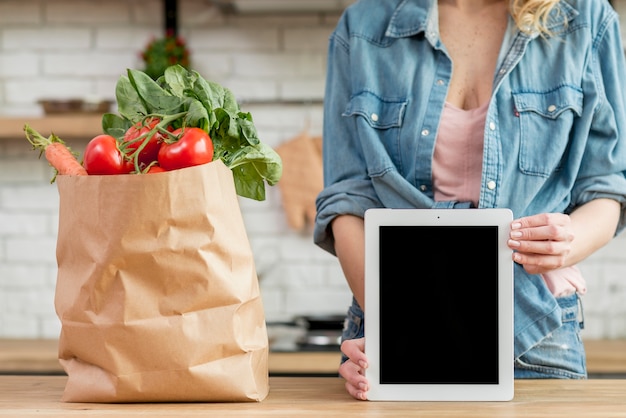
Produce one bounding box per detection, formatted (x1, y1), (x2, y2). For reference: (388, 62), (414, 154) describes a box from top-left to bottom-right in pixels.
(0, 115), (103, 141)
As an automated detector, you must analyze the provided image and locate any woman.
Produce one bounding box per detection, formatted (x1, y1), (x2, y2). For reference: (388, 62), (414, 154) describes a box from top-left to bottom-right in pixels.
(314, 0), (626, 400)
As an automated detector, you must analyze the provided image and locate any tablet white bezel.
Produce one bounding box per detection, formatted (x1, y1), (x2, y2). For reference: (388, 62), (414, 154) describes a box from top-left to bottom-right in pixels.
(364, 208), (514, 402)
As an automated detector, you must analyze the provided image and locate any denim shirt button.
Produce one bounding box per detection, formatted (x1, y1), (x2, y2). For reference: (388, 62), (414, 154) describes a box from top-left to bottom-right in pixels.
(547, 105), (557, 112)
(487, 180), (496, 190)
(421, 129), (429, 136)
(499, 68), (507, 75)
(371, 113), (379, 122)
(436, 79), (445, 86)
(420, 184), (427, 191)
(489, 122), (496, 130)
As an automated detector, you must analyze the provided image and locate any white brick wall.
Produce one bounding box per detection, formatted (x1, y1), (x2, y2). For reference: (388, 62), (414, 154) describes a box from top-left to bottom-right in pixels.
(0, 0), (351, 339)
(0, 0), (625, 340)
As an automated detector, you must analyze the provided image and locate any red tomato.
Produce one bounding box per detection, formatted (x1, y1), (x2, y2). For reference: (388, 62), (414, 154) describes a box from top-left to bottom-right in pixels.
(158, 127), (214, 171)
(146, 165), (166, 174)
(123, 118), (164, 166)
(83, 134), (134, 175)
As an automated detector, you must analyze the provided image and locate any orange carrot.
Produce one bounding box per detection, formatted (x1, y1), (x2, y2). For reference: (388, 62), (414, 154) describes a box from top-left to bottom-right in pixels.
(24, 124), (88, 182)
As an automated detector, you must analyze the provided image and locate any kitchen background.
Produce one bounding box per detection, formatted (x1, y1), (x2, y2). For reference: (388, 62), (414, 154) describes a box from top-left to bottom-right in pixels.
(0, 0), (625, 342)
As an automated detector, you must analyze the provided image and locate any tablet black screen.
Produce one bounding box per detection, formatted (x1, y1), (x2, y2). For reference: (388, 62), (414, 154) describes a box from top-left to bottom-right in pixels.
(378, 225), (499, 384)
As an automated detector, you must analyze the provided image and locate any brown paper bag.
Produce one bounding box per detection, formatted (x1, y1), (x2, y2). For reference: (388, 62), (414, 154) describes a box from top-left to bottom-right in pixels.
(54, 160), (269, 403)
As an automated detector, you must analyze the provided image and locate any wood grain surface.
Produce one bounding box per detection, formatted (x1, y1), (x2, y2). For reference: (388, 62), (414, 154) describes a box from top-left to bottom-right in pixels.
(0, 115), (102, 140)
(0, 376), (625, 417)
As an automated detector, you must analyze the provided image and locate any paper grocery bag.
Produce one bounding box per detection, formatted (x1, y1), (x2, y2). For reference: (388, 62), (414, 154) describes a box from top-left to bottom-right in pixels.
(54, 160), (269, 403)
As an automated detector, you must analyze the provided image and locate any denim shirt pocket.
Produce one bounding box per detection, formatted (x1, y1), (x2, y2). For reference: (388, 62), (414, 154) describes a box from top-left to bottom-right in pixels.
(343, 91), (408, 174)
(344, 91), (407, 128)
(512, 86), (583, 177)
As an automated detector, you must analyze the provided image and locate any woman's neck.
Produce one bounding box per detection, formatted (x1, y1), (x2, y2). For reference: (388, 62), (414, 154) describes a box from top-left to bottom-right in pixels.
(439, 0), (507, 13)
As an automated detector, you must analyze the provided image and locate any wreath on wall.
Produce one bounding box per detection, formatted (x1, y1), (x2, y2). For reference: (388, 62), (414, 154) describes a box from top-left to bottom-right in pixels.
(141, 32), (191, 80)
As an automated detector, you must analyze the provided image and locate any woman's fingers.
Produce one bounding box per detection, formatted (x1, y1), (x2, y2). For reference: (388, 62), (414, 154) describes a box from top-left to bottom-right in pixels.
(508, 237), (569, 257)
(339, 338), (369, 400)
(341, 338), (367, 365)
(508, 213), (573, 273)
(511, 212), (569, 229)
(339, 361), (369, 400)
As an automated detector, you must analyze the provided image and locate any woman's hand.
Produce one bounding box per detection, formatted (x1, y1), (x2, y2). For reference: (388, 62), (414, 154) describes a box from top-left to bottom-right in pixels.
(338, 337), (370, 400)
(507, 213), (574, 275)
(508, 199), (621, 275)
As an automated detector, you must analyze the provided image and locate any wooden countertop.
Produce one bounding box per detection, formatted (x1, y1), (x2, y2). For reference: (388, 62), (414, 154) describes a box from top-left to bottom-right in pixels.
(2, 339), (625, 376)
(0, 339), (341, 376)
(1, 376), (625, 417)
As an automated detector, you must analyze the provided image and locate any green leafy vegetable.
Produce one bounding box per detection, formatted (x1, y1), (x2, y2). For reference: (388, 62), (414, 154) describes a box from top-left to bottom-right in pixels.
(103, 65), (282, 201)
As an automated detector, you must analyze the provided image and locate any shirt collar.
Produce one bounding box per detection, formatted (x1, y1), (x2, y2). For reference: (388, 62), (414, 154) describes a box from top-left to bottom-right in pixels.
(385, 0), (579, 41)
(385, 0), (433, 39)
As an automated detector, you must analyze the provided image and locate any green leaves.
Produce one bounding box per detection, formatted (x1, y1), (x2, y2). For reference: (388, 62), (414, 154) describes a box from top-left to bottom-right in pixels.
(102, 65), (282, 201)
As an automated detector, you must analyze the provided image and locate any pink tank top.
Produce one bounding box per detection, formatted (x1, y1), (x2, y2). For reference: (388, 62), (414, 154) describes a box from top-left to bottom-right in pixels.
(433, 101), (486, 207)
(433, 101), (586, 297)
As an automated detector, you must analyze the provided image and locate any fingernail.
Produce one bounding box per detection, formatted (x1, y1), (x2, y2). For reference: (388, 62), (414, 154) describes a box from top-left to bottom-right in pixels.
(511, 222), (522, 229)
(510, 230), (522, 238)
(508, 239), (520, 247)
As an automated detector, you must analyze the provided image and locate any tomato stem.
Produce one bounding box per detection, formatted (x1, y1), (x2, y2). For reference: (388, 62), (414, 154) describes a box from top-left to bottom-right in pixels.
(121, 112), (189, 173)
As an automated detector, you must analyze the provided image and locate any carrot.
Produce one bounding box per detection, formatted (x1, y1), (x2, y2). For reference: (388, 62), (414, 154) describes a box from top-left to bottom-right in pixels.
(24, 124), (88, 182)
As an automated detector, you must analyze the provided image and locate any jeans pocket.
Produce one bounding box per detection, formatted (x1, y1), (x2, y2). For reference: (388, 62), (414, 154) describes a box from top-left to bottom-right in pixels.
(515, 294), (587, 379)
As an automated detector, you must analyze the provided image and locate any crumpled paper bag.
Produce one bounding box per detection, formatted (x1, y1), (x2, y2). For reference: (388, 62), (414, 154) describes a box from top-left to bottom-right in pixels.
(54, 160), (269, 403)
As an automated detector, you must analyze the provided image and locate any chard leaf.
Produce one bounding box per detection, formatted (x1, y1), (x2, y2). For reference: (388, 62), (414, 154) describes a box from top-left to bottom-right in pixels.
(212, 108), (240, 146)
(115, 76), (147, 121)
(127, 68), (184, 115)
(184, 99), (210, 132)
(193, 75), (227, 110)
(101, 113), (132, 140)
(222, 87), (240, 114)
(232, 164), (267, 201)
(239, 142), (283, 186)
(223, 143), (283, 200)
(163, 65), (192, 97)
(237, 112), (260, 146)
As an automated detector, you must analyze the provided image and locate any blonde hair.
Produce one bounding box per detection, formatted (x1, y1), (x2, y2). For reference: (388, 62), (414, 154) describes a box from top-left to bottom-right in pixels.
(509, 0), (564, 36)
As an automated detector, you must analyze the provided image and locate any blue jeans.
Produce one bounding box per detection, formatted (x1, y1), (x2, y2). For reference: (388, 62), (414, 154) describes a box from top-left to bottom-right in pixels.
(340, 293), (587, 379)
(514, 293), (587, 379)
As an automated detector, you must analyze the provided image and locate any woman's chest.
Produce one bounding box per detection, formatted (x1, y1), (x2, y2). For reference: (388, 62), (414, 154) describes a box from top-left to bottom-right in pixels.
(437, 4), (508, 109)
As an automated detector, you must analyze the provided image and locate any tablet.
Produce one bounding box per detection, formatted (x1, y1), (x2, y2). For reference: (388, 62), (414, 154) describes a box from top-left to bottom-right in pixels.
(364, 208), (514, 401)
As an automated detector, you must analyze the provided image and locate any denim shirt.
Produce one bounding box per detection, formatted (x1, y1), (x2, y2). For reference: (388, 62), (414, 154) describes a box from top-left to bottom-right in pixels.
(314, 0), (626, 358)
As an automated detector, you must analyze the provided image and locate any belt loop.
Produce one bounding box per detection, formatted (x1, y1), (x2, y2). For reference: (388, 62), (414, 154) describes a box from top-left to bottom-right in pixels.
(576, 293), (585, 330)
